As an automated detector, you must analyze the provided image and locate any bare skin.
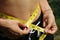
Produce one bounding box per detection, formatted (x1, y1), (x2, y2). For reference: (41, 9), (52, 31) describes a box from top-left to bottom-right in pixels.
(0, 0), (57, 36)
(0, 0), (41, 21)
(0, 0), (41, 36)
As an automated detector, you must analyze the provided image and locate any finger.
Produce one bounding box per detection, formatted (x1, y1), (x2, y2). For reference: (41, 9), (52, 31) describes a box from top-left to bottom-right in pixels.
(23, 28), (30, 34)
(45, 17), (53, 29)
(47, 26), (57, 34)
(24, 27), (30, 32)
(51, 21), (58, 34)
(51, 22), (58, 34)
(9, 24), (24, 35)
(43, 21), (45, 27)
(9, 30), (20, 36)
(47, 22), (58, 34)
(8, 20), (29, 35)
(43, 19), (47, 27)
(45, 20), (53, 33)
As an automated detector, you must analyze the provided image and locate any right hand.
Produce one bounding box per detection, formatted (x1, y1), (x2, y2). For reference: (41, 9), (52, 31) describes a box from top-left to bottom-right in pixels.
(0, 19), (30, 36)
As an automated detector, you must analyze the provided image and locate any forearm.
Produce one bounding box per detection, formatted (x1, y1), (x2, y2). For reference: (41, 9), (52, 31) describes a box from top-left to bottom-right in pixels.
(39, 0), (54, 15)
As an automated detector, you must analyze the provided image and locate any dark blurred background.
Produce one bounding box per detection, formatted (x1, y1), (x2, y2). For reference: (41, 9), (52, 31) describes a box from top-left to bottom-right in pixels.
(48, 0), (60, 40)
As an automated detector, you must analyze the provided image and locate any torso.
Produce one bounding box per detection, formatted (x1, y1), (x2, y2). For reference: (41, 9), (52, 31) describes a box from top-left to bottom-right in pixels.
(0, 0), (41, 22)
(0, 0), (42, 39)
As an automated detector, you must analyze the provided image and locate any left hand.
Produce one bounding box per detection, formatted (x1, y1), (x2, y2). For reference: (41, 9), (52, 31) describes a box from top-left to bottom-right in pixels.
(43, 13), (58, 34)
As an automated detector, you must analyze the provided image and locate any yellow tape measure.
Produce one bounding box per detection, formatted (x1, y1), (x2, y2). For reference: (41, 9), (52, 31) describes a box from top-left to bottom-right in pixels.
(0, 5), (47, 40)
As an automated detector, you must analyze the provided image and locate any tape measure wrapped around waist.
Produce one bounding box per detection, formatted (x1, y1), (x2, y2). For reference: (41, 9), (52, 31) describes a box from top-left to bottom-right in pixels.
(0, 5), (47, 40)
(0, 13), (44, 32)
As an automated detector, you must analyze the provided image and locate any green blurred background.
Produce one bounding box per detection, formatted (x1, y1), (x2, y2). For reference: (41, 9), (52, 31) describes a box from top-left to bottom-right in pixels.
(48, 0), (60, 40)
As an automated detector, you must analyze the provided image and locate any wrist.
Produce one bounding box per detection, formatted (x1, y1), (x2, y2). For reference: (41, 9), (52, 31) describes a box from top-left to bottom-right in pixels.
(43, 9), (54, 16)
(43, 8), (53, 15)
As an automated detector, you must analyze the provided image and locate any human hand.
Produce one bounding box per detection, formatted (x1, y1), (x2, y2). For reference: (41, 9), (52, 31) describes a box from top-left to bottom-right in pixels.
(0, 19), (30, 36)
(43, 13), (58, 34)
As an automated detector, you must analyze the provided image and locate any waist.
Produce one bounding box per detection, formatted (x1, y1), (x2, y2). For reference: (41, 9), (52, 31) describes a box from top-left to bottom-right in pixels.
(1, 10), (41, 22)
(0, 4), (41, 22)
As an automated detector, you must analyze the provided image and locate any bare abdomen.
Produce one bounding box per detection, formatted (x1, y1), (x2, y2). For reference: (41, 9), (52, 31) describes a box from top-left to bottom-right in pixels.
(0, 0), (41, 21)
